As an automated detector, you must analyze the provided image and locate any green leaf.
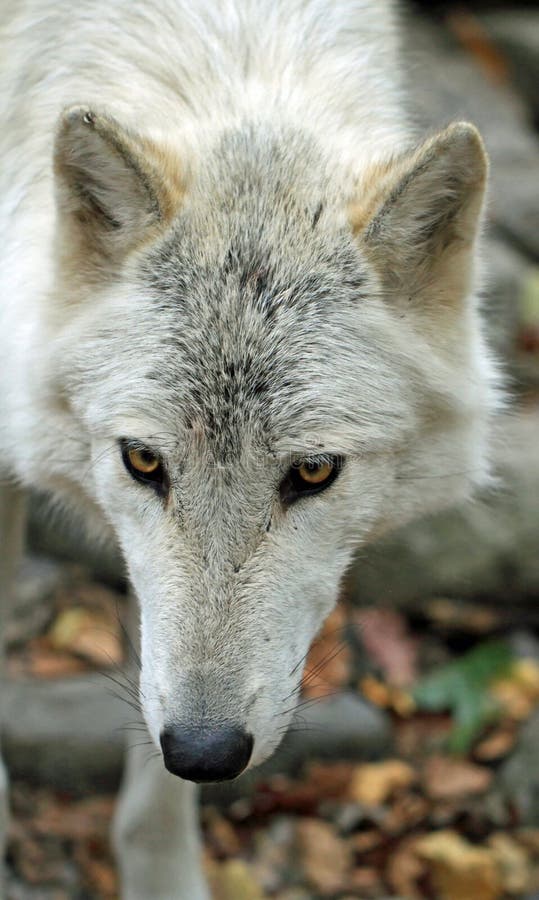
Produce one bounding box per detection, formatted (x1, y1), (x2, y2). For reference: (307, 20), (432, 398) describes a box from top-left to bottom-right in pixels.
(412, 640), (514, 753)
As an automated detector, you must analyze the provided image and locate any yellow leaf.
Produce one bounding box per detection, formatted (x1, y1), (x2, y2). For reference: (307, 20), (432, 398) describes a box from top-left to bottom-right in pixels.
(416, 830), (503, 900)
(349, 760), (415, 806)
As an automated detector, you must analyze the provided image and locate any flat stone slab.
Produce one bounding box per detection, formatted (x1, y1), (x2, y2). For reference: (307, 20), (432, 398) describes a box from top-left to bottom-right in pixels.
(1, 677), (391, 797)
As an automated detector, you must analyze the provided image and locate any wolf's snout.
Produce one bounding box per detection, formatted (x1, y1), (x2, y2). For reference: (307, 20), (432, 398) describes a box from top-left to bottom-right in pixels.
(160, 724), (254, 783)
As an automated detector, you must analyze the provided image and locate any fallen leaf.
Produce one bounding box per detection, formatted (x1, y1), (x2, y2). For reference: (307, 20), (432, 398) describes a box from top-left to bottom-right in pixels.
(204, 807), (242, 857)
(48, 606), (123, 667)
(516, 828), (539, 855)
(348, 759), (416, 806)
(302, 605), (351, 699)
(427, 598), (500, 633)
(32, 795), (115, 840)
(488, 832), (531, 895)
(211, 859), (265, 900)
(416, 830), (503, 900)
(474, 725), (517, 762)
(347, 866), (383, 897)
(351, 828), (385, 854)
(359, 675), (416, 717)
(75, 845), (118, 899)
(303, 761), (355, 800)
(381, 793), (429, 835)
(8, 639), (88, 678)
(385, 835), (426, 900)
(423, 755), (492, 800)
(447, 10), (509, 84)
(354, 608), (418, 687)
(413, 640), (513, 752)
(296, 818), (352, 895)
(359, 674), (391, 707)
(491, 658), (539, 720)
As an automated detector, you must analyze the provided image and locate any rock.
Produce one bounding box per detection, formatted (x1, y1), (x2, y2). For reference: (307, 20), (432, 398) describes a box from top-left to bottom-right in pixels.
(1, 678), (390, 798)
(500, 709), (539, 826)
(2, 675), (126, 793)
(480, 10), (539, 128)
(482, 237), (534, 365)
(5, 555), (65, 648)
(510, 631), (539, 663)
(349, 411), (539, 607)
(408, 18), (539, 262)
(27, 492), (125, 588)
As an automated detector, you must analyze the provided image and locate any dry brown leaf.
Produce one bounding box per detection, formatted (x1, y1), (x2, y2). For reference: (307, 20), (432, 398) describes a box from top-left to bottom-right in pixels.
(488, 832), (531, 895)
(204, 808), (242, 857)
(32, 796), (114, 840)
(381, 793), (429, 835)
(302, 604), (351, 699)
(427, 598), (500, 634)
(273, 891), (310, 900)
(354, 608), (418, 687)
(296, 818), (352, 896)
(416, 830), (503, 900)
(492, 659), (539, 720)
(303, 761), (355, 800)
(48, 606), (123, 667)
(474, 725), (517, 762)
(516, 828), (539, 856)
(359, 674), (391, 707)
(447, 10), (509, 85)
(385, 835), (426, 900)
(8, 639), (88, 678)
(348, 759), (415, 806)
(75, 846), (118, 899)
(210, 859), (265, 900)
(347, 866), (383, 897)
(351, 829), (385, 854)
(423, 754), (492, 801)
(359, 675), (416, 716)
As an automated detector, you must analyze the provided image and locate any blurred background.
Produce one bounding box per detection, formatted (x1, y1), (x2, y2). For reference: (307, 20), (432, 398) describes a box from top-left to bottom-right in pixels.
(4, 1), (539, 897)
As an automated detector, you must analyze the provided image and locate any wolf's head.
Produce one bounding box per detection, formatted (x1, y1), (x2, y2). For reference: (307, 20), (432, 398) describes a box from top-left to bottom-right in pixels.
(51, 108), (497, 780)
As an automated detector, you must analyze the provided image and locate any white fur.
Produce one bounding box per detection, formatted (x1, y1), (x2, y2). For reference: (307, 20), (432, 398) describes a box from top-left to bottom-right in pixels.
(0, 2), (499, 897)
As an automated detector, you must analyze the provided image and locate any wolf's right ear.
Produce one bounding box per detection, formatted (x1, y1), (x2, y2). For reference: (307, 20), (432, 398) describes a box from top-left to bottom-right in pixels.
(54, 107), (183, 264)
(350, 122), (488, 316)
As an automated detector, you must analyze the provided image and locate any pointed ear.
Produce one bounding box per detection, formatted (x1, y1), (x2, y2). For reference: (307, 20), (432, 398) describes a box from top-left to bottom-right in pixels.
(54, 106), (183, 264)
(351, 123), (488, 312)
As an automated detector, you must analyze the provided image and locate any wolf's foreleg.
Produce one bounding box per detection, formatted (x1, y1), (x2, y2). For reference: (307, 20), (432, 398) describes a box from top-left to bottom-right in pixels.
(0, 484), (26, 888)
(113, 738), (209, 900)
(112, 594), (210, 900)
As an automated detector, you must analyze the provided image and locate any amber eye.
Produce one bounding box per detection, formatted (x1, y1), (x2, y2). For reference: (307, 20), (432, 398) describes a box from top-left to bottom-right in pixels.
(297, 459), (334, 485)
(128, 447), (159, 474)
(280, 455), (343, 504)
(120, 440), (167, 494)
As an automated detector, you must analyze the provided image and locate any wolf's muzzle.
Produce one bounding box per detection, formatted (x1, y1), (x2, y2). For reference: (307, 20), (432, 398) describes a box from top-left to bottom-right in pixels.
(160, 724), (254, 782)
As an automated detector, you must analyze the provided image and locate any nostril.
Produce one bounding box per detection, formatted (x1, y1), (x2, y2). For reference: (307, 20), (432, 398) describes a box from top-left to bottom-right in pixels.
(160, 724), (254, 783)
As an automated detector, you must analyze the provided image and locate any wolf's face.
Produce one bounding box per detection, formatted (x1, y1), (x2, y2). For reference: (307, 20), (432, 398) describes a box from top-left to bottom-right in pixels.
(51, 109), (496, 779)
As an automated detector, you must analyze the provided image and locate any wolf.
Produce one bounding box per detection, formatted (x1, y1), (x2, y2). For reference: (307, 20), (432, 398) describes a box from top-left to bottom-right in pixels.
(0, 0), (499, 896)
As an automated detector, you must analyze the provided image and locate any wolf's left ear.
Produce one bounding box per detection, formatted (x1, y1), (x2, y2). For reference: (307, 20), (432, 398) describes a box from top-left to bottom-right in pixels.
(54, 107), (183, 263)
(351, 122), (488, 311)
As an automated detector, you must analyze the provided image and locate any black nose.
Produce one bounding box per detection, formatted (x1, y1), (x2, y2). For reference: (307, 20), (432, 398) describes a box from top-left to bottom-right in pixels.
(160, 724), (254, 783)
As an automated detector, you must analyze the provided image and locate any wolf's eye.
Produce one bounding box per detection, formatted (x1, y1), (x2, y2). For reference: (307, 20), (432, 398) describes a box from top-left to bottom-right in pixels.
(280, 455), (343, 504)
(120, 440), (166, 493)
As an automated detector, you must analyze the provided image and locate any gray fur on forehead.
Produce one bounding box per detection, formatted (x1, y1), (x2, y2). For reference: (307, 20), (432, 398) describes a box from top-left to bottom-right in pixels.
(138, 124), (374, 455)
